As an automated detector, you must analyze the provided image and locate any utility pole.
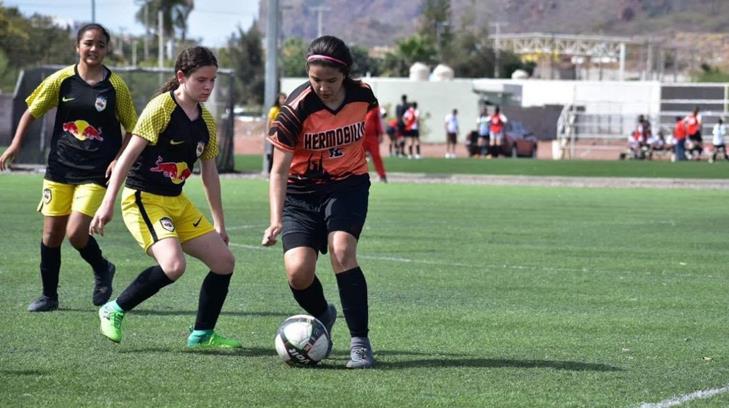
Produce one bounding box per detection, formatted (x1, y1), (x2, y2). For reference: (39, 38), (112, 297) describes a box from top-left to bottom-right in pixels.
(91, 0), (96, 22)
(310, 6), (330, 37)
(490, 22), (505, 78)
(158, 10), (164, 68)
(263, 0), (280, 175)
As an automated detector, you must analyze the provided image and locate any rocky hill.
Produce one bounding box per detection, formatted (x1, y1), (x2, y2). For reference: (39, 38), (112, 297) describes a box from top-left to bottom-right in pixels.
(259, 0), (729, 47)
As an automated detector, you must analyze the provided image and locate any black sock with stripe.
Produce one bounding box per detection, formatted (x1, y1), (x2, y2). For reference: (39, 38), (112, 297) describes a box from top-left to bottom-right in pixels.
(116, 265), (174, 311)
(336, 267), (369, 338)
(194, 272), (232, 330)
(40, 242), (61, 298)
(290, 276), (328, 317)
(77, 235), (107, 272)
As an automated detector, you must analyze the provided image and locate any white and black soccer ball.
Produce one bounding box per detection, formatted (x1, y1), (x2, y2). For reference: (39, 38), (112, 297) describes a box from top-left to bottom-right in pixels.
(274, 314), (330, 366)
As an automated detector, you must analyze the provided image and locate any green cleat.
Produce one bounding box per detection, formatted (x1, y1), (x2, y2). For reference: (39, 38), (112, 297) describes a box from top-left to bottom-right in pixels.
(98, 303), (124, 343)
(187, 330), (242, 349)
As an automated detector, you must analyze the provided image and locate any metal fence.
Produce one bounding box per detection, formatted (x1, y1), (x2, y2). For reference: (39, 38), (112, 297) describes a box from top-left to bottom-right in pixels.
(11, 65), (236, 172)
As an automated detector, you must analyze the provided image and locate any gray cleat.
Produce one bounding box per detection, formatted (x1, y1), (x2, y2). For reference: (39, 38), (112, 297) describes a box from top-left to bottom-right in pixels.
(346, 337), (375, 369)
(27, 295), (59, 312)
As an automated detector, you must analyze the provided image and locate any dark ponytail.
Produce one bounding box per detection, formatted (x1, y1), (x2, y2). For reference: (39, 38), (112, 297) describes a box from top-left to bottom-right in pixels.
(158, 46), (218, 94)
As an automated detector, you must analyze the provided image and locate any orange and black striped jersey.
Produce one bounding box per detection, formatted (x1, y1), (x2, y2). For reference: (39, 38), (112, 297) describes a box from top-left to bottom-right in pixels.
(125, 91), (218, 196)
(268, 80), (378, 193)
(26, 65), (137, 186)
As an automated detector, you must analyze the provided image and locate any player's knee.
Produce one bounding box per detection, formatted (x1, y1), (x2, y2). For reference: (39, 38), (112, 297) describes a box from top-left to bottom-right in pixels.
(42, 229), (65, 247)
(212, 249), (235, 274)
(160, 257), (187, 280)
(66, 228), (89, 249)
(329, 242), (356, 270)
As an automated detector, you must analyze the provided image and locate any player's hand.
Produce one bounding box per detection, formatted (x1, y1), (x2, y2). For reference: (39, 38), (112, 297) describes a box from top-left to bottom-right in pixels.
(261, 224), (282, 246)
(217, 227), (230, 246)
(89, 203), (113, 236)
(105, 159), (117, 180)
(0, 145), (19, 171)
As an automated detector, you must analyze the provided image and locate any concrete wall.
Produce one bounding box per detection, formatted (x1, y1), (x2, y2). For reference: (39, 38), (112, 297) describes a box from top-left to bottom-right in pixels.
(281, 77), (664, 142)
(281, 77), (481, 144)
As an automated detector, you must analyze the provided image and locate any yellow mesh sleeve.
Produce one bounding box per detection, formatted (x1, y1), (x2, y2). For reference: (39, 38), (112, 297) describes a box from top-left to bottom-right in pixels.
(132, 93), (175, 145)
(25, 65), (75, 119)
(200, 107), (218, 160)
(109, 73), (138, 133)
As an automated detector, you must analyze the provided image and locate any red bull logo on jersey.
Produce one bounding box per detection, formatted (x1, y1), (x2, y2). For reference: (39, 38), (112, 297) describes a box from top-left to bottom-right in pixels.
(149, 156), (192, 185)
(62, 120), (103, 142)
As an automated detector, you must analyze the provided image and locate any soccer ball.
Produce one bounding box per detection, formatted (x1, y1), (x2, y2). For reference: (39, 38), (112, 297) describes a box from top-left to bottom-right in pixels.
(274, 314), (331, 366)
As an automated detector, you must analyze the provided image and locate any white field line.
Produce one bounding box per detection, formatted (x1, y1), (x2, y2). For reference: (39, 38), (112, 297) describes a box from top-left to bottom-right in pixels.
(637, 383), (729, 408)
(227, 224), (264, 231)
(227, 243), (600, 274)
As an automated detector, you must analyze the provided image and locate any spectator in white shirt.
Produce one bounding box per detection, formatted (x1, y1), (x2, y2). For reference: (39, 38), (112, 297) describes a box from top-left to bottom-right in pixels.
(444, 109), (459, 158)
(710, 118), (728, 163)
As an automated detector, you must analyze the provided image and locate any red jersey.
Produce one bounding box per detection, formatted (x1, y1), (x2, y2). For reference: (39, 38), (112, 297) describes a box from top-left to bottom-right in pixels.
(674, 121), (687, 140)
(268, 80), (378, 193)
(489, 113), (506, 134)
(683, 114), (701, 136)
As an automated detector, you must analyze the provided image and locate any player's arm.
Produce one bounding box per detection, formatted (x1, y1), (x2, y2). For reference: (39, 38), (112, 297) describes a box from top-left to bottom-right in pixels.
(262, 147), (293, 246)
(0, 110), (35, 170)
(200, 157), (228, 245)
(90, 135), (148, 236)
(106, 132), (133, 179)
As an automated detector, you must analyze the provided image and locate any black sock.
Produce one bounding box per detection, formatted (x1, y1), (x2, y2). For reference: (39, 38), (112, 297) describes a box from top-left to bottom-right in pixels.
(416, 145), (421, 155)
(336, 267), (369, 338)
(40, 242), (61, 298)
(290, 276), (328, 317)
(194, 272), (232, 330)
(408, 145), (413, 156)
(77, 235), (107, 272)
(116, 265), (174, 311)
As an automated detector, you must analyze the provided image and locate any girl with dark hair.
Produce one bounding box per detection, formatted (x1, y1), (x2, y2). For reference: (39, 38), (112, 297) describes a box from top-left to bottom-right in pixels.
(0, 23), (137, 312)
(90, 46), (240, 349)
(262, 35), (378, 368)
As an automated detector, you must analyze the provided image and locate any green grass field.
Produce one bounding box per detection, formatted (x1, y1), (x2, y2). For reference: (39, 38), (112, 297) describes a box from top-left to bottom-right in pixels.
(1, 172), (729, 407)
(235, 154), (729, 179)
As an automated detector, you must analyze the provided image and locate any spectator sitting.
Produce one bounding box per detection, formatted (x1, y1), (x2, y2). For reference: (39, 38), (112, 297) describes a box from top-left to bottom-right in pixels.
(465, 130), (480, 158)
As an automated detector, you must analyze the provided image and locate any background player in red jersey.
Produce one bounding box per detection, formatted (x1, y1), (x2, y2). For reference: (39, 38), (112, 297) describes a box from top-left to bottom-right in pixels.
(363, 107), (387, 182)
(262, 35), (379, 368)
(0, 24), (137, 312)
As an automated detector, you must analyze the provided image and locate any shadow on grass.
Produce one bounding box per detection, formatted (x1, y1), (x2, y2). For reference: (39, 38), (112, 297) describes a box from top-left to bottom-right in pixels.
(61, 308), (288, 318)
(373, 355), (622, 371)
(115, 346), (273, 357)
(0, 369), (49, 376)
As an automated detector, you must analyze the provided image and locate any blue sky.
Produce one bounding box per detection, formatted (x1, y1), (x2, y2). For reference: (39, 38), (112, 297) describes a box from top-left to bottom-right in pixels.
(4, 0), (260, 47)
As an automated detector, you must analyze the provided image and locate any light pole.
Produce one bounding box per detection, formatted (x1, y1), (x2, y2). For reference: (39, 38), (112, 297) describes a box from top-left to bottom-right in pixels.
(91, 0), (96, 22)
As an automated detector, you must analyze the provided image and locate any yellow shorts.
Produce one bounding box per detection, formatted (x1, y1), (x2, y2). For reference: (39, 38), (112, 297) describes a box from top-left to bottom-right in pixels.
(37, 180), (106, 217)
(121, 187), (215, 252)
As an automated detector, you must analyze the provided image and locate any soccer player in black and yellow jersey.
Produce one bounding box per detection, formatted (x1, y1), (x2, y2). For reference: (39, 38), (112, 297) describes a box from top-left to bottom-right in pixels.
(262, 36), (379, 368)
(89, 47), (240, 349)
(0, 24), (137, 312)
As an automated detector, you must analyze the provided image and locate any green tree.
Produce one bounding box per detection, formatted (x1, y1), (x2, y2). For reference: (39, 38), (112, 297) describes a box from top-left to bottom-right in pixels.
(135, 0), (194, 42)
(417, 0), (453, 60)
(381, 35), (437, 77)
(350, 45), (380, 77)
(281, 38), (307, 77)
(219, 23), (264, 106)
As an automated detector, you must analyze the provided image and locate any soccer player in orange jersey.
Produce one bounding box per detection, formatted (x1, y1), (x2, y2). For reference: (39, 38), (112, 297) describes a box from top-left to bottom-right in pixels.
(262, 35), (379, 368)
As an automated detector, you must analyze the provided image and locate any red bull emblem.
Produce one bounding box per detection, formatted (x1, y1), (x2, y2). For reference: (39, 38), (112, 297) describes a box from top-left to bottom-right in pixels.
(62, 120), (103, 142)
(149, 156), (192, 185)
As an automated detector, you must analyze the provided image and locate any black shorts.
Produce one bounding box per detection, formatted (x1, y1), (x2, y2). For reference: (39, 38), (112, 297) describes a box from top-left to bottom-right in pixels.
(447, 132), (457, 144)
(282, 182), (369, 254)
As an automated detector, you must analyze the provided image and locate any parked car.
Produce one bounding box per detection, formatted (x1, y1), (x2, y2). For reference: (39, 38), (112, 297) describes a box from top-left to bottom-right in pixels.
(492, 121), (539, 158)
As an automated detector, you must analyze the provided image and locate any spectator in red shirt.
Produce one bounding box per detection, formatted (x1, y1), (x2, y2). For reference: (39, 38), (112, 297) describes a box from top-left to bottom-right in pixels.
(673, 116), (687, 161)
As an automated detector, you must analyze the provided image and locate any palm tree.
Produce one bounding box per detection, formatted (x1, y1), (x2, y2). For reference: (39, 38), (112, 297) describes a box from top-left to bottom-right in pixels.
(135, 0), (194, 42)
